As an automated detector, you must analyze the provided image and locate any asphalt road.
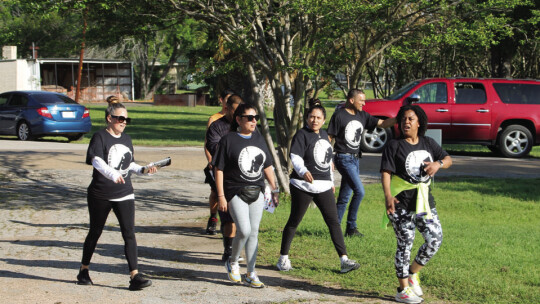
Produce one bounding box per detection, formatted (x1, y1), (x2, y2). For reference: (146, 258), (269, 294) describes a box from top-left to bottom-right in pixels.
(1, 139), (538, 179)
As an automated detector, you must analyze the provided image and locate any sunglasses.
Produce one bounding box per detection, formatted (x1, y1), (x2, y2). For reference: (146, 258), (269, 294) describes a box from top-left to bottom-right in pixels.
(110, 115), (131, 124)
(240, 114), (260, 121)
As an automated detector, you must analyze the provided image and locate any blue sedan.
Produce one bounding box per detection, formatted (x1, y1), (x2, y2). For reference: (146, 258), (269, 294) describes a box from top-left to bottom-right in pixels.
(0, 91), (92, 141)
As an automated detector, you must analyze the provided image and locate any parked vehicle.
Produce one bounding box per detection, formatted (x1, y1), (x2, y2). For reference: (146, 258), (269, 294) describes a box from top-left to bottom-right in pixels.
(0, 91), (92, 141)
(360, 78), (540, 158)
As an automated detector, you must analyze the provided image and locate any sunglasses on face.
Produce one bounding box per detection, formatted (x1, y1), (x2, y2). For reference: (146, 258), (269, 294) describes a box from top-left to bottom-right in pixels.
(240, 114), (260, 121)
(110, 115), (131, 124)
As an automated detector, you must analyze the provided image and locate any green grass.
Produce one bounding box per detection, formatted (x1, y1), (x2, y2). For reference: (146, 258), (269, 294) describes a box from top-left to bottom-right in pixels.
(258, 177), (540, 303)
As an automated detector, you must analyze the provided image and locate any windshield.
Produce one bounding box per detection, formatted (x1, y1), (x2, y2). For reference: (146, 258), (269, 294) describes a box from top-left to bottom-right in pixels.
(32, 93), (78, 104)
(385, 80), (420, 100)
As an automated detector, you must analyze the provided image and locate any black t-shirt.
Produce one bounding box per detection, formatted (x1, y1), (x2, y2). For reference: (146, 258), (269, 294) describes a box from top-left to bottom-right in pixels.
(213, 131), (273, 201)
(380, 136), (449, 211)
(327, 108), (379, 154)
(86, 129), (135, 199)
(290, 126), (333, 181)
(205, 116), (231, 157)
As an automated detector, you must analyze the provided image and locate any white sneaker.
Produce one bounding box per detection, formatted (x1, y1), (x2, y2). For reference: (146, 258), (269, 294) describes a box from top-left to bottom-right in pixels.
(243, 271), (265, 288)
(395, 286), (423, 303)
(276, 256), (293, 271)
(408, 273), (423, 296)
(225, 259), (241, 283)
(340, 259), (360, 273)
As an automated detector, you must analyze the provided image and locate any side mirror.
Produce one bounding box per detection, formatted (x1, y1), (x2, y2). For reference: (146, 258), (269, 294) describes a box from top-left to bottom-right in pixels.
(406, 94), (420, 104)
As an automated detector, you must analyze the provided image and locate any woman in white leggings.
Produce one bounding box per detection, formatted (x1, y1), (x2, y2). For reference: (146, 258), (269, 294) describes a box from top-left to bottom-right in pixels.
(213, 103), (279, 288)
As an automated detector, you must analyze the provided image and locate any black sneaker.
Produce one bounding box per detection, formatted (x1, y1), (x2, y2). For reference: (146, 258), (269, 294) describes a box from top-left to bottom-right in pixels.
(206, 217), (218, 235)
(129, 273), (152, 291)
(76, 268), (93, 285)
(344, 228), (364, 238)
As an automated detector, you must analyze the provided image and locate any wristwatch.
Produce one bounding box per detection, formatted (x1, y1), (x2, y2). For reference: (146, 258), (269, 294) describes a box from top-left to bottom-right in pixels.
(271, 188), (280, 194)
(438, 160), (444, 168)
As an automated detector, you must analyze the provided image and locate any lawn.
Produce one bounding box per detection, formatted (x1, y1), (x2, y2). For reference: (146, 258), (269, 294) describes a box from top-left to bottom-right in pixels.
(257, 178), (540, 303)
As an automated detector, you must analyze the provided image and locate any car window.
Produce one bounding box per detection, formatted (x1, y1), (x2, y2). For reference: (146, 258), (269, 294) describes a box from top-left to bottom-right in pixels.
(413, 82), (447, 104)
(455, 83), (487, 104)
(0, 94), (9, 106)
(385, 80), (420, 100)
(8, 94), (29, 107)
(493, 83), (540, 104)
(32, 93), (77, 104)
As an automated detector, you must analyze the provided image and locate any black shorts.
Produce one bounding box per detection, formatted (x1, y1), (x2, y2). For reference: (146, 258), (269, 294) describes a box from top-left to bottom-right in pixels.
(218, 210), (234, 223)
(203, 166), (217, 192)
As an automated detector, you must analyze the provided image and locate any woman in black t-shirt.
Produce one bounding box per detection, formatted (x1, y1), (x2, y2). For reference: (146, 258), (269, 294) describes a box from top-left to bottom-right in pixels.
(276, 101), (359, 274)
(213, 103), (279, 288)
(380, 105), (452, 303)
(77, 103), (157, 291)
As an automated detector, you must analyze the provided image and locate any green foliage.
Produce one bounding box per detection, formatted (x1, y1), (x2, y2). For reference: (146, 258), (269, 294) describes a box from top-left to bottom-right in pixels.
(258, 178), (540, 303)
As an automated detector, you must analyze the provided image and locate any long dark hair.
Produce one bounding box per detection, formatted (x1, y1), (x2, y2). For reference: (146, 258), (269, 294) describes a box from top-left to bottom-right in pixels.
(230, 103), (257, 132)
(397, 104), (428, 138)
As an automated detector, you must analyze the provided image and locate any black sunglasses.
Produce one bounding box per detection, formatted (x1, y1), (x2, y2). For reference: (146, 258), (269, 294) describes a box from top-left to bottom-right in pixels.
(110, 115), (131, 124)
(240, 114), (260, 121)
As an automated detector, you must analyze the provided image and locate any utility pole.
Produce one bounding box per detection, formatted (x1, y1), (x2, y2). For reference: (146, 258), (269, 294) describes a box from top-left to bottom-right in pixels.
(75, 8), (88, 103)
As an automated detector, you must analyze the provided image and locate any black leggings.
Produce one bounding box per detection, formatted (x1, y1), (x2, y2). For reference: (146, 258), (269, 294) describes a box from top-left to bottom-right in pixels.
(280, 185), (347, 257)
(81, 195), (138, 272)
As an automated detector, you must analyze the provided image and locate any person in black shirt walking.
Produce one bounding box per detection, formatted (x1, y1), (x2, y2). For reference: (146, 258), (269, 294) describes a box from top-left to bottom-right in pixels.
(213, 103), (279, 288)
(327, 89), (395, 237)
(276, 99), (360, 273)
(77, 102), (158, 291)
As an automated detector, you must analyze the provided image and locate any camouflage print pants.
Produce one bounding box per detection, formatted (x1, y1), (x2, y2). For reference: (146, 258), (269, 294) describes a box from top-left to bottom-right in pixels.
(389, 208), (443, 278)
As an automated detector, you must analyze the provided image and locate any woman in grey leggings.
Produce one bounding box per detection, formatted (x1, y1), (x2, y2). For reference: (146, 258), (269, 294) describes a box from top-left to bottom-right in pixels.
(213, 103), (279, 288)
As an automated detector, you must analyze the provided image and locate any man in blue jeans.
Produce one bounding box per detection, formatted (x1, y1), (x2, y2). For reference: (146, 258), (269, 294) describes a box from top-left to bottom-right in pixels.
(328, 89), (396, 237)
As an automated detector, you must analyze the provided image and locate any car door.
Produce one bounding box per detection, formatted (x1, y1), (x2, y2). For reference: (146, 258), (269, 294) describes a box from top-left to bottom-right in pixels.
(2, 93), (29, 134)
(408, 81), (452, 138)
(450, 81), (492, 141)
(0, 93), (13, 133)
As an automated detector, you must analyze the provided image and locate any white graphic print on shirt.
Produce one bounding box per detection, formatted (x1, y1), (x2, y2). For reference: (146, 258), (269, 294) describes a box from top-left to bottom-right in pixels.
(405, 150), (433, 183)
(107, 144), (133, 178)
(313, 139), (333, 172)
(344, 120), (364, 149)
(238, 146), (266, 181)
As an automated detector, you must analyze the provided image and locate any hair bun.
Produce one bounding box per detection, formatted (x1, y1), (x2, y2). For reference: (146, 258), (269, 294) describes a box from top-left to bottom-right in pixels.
(308, 98), (322, 108)
(106, 96), (120, 104)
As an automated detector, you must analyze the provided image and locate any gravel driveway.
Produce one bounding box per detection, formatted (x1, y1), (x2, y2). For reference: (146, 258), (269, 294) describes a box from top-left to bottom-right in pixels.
(0, 140), (388, 304)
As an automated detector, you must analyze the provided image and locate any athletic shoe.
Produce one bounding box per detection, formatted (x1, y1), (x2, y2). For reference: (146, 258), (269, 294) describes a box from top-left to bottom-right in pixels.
(225, 259), (241, 283)
(395, 286), (423, 303)
(206, 217), (218, 235)
(408, 272), (423, 296)
(340, 259), (360, 273)
(243, 272), (265, 288)
(344, 227), (364, 237)
(129, 273), (152, 291)
(76, 268), (93, 285)
(276, 256), (293, 271)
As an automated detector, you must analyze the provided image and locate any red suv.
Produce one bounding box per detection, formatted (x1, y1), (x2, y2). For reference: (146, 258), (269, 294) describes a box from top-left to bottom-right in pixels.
(360, 78), (540, 158)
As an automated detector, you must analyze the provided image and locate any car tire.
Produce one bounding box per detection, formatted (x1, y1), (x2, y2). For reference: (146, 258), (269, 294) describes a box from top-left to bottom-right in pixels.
(67, 133), (85, 142)
(498, 125), (533, 158)
(361, 127), (393, 153)
(17, 121), (33, 141)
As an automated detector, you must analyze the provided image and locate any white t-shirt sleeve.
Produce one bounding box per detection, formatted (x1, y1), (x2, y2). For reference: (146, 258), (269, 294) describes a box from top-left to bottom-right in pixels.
(92, 156), (122, 182)
(291, 153), (309, 177)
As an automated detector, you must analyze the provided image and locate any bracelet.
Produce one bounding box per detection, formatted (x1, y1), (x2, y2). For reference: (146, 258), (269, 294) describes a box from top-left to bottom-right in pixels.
(218, 194), (225, 197)
(271, 189), (280, 194)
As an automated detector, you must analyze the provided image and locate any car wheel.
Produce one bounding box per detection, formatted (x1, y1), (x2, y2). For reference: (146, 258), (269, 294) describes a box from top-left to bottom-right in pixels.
(498, 125), (533, 158)
(361, 127), (392, 153)
(17, 121), (33, 141)
(67, 133), (85, 142)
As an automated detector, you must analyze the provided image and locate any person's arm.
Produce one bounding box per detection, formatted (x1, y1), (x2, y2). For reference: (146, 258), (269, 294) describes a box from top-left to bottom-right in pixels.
(377, 117), (397, 128)
(216, 169), (227, 212)
(290, 153), (312, 183)
(92, 156), (124, 184)
(382, 170), (399, 215)
(264, 166), (280, 206)
(423, 155), (452, 177)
